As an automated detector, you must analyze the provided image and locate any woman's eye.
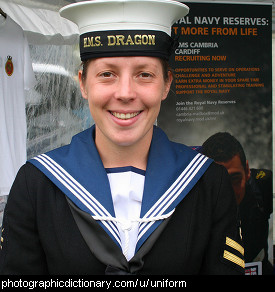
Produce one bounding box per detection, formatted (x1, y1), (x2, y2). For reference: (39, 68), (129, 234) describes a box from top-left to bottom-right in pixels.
(100, 72), (113, 78)
(139, 72), (152, 78)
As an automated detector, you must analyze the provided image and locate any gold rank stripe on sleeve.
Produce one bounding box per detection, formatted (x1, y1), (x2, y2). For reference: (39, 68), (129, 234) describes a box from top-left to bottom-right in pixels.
(226, 237), (244, 256)
(223, 250), (245, 269)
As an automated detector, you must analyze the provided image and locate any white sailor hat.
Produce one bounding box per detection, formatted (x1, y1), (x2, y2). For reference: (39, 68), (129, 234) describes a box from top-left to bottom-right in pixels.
(59, 0), (189, 61)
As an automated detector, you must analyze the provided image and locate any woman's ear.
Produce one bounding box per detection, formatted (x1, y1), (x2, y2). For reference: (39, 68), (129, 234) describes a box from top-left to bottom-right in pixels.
(162, 71), (173, 101)
(78, 70), (88, 100)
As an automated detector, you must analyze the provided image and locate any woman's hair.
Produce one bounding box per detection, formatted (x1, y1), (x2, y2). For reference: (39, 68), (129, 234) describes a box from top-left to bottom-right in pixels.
(80, 58), (172, 83)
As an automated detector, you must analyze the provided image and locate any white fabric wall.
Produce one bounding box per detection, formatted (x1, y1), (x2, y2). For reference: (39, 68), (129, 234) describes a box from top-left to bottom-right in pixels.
(0, 1), (93, 159)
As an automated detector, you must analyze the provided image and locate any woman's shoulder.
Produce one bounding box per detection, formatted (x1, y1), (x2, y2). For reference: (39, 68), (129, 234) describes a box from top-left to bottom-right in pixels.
(14, 162), (57, 193)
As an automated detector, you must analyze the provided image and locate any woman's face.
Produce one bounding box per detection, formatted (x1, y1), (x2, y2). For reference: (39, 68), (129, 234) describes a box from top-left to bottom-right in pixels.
(79, 56), (172, 149)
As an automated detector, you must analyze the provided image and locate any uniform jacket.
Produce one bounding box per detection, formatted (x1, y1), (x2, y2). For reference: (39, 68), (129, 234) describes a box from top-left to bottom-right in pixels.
(0, 126), (244, 275)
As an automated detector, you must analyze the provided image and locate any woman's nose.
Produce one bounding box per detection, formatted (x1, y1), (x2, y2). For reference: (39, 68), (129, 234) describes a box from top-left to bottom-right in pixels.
(114, 75), (137, 102)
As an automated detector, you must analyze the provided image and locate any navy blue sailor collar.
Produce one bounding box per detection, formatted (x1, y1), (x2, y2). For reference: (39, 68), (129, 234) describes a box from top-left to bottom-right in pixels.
(29, 125), (213, 253)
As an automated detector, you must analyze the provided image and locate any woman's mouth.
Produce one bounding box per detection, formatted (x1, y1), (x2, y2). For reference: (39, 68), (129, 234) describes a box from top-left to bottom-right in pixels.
(110, 111), (141, 120)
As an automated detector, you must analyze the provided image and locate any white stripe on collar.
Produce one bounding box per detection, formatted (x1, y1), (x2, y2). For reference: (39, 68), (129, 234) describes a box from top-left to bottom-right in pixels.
(137, 153), (208, 243)
(33, 154), (121, 246)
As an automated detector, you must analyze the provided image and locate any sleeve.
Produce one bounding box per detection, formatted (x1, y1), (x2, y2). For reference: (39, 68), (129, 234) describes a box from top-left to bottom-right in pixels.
(0, 165), (48, 275)
(201, 165), (245, 275)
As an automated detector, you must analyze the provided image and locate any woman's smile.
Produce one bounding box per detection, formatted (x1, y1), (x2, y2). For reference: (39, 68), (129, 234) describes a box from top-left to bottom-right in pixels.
(110, 111), (142, 120)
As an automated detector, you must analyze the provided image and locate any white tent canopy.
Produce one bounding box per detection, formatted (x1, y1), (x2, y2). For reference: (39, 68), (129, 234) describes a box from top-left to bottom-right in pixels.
(0, 0), (79, 44)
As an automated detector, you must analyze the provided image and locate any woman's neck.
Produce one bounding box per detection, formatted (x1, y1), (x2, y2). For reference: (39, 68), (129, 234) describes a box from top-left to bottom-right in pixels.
(95, 128), (153, 171)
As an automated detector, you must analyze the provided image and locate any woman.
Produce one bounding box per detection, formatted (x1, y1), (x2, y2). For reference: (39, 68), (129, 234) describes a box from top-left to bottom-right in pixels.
(0, 0), (244, 275)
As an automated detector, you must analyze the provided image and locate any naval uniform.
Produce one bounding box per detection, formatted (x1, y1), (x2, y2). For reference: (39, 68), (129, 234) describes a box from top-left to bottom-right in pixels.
(0, 126), (244, 275)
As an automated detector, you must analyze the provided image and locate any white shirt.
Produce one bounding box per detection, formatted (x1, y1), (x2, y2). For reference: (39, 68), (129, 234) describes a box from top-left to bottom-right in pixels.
(106, 166), (145, 261)
(0, 15), (36, 196)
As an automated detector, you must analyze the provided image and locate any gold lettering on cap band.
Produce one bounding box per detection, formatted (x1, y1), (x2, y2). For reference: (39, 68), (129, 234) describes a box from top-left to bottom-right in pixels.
(83, 36), (102, 48)
(107, 34), (155, 46)
(83, 34), (155, 48)
(80, 30), (173, 61)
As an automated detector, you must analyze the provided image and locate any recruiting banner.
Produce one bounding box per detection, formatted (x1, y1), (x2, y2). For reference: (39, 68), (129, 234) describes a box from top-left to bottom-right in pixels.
(159, 1), (272, 169)
(158, 2), (273, 274)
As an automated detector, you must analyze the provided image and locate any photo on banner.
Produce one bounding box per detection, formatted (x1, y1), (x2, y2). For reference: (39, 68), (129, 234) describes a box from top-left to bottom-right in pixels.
(158, 1), (273, 275)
